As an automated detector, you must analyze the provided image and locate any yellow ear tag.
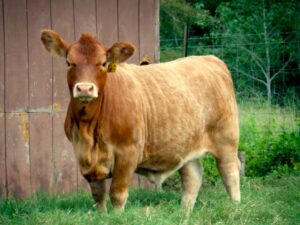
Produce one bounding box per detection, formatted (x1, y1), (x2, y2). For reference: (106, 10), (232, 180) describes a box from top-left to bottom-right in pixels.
(108, 59), (117, 72)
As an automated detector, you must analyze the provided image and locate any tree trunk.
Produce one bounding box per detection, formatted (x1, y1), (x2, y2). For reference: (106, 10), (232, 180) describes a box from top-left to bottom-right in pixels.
(183, 22), (189, 57)
(263, 0), (272, 106)
(266, 80), (272, 107)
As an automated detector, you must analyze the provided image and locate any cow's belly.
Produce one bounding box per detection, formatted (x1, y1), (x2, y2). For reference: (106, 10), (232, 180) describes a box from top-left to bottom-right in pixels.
(136, 122), (211, 183)
(136, 148), (208, 185)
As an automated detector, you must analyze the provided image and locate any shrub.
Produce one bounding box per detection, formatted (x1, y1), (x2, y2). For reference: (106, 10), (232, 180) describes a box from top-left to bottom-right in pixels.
(244, 123), (300, 177)
(239, 101), (300, 177)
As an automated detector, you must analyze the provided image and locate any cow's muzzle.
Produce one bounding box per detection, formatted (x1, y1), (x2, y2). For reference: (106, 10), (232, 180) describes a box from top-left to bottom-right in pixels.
(73, 82), (98, 103)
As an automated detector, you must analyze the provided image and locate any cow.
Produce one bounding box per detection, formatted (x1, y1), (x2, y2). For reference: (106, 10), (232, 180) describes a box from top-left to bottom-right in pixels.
(40, 29), (240, 213)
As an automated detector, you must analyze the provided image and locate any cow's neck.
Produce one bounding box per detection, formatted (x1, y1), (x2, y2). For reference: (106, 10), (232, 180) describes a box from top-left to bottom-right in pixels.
(69, 97), (106, 175)
(70, 97), (102, 143)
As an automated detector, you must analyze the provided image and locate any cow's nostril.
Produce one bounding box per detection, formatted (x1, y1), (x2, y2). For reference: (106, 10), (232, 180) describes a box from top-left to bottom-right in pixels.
(73, 83), (98, 100)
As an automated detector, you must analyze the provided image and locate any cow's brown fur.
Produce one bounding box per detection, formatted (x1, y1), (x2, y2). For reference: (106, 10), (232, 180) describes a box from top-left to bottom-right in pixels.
(41, 29), (240, 213)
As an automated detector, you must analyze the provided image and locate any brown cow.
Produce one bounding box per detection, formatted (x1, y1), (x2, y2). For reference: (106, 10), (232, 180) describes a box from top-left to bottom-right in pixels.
(41, 29), (240, 213)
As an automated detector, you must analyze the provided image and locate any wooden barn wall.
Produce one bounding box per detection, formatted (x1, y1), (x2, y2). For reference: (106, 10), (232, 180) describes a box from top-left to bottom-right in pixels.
(0, 0), (159, 198)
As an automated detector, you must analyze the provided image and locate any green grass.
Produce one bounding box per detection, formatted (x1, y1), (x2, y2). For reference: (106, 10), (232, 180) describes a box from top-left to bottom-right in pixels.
(1, 174), (300, 225)
(238, 99), (299, 135)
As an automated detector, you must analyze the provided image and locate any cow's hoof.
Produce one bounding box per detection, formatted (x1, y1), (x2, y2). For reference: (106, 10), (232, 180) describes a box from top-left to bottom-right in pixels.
(93, 203), (107, 213)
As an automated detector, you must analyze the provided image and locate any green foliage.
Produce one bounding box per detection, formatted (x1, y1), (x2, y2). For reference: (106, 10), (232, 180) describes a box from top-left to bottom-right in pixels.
(213, 0), (300, 104)
(238, 100), (300, 177)
(201, 154), (220, 186)
(160, 0), (300, 104)
(1, 175), (300, 224)
(160, 0), (215, 47)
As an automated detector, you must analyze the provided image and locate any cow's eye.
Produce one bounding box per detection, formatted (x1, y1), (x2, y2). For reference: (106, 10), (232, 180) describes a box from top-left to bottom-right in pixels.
(96, 62), (107, 69)
(96, 62), (107, 68)
(66, 61), (70, 66)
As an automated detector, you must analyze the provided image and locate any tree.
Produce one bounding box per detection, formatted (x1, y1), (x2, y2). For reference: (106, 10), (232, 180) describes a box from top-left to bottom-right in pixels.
(160, 0), (213, 46)
(215, 0), (299, 105)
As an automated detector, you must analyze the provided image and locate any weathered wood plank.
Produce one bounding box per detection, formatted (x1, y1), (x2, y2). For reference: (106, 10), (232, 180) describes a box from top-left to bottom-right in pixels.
(96, 0), (118, 46)
(28, 0), (52, 111)
(74, 0), (97, 39)
(51, 0), (74, 112)
(76, 168), (89, 191)
(154, 0), (160, 62)
(0, 0), (5, 198)
(0, 0), (4, 113)
(4, 0), (28, 112)
(52, 112), (77, 193)
(51, 0), (77, 193)
(0, 113), (6, 197)
(118, 0), (140, 64)
(6, 113), (31, 197)
(29, 113), (53, 194)
(139, 0), (156, 63)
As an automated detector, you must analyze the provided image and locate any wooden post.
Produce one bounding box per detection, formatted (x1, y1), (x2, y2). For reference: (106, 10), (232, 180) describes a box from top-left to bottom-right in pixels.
(183, 22), (189, 57)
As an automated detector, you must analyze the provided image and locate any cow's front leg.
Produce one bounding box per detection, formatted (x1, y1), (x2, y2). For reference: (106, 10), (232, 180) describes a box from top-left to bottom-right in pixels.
(109, 146), (138, 211)
(90, 179), (107, 212)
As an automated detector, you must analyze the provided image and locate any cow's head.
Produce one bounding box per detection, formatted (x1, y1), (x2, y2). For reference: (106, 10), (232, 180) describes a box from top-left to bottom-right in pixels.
(40, 29), (135, 104)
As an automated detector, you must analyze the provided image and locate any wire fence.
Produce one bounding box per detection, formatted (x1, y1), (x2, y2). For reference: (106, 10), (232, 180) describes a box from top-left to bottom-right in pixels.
(160, 32), (300, 106)
(160, 32), (300, 146)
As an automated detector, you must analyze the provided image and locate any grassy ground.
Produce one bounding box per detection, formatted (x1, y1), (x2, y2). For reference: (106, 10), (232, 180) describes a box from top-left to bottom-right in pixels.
(1, 174), (300, 225)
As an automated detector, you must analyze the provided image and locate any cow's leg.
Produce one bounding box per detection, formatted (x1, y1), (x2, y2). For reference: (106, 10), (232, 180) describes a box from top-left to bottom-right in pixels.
(90, 179), (107, 212)
(109, 146), (138, 211)
(215, 153), (240, 202)
(212, 126), (241, 202)
(179, 159), (203, 213)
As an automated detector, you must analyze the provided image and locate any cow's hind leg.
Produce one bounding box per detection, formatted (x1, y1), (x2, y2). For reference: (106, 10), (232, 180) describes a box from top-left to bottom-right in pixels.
(212, 128), (241, 202)
(216, 153), (240, 202)
(179, 159), (203, 213)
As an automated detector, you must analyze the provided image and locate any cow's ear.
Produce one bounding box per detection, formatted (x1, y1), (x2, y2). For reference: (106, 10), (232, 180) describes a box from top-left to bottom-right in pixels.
(107, 41), (135, 63)
(40, 29), (68, 58)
